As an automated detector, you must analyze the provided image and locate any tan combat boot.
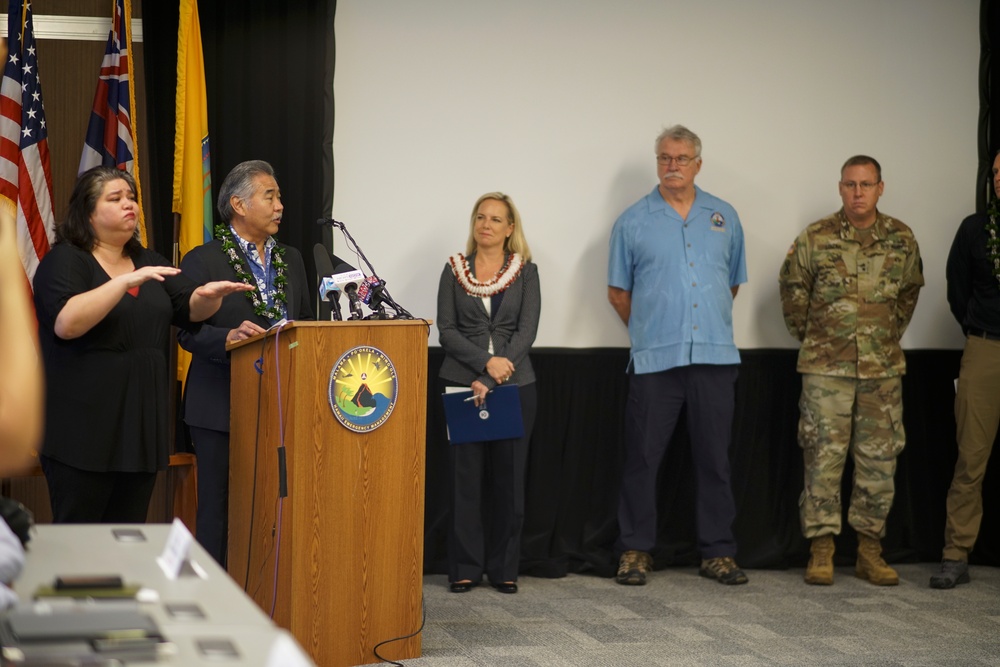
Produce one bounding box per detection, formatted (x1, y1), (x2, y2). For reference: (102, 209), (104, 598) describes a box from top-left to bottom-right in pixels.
(804, 535), (835, 585)
(855, 534), (899, 585)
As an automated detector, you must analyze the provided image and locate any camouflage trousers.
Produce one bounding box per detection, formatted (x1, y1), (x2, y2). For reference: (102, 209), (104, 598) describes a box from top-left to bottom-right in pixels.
(798, 374), (905, 539)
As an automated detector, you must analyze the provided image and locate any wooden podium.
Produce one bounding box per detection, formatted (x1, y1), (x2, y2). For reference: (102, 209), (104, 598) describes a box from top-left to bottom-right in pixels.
(227, 320), (428, 667)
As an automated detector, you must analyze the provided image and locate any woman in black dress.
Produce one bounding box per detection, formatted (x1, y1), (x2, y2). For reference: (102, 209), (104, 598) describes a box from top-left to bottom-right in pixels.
(32, 167), (251, 523)
(436, 192), (541, 594)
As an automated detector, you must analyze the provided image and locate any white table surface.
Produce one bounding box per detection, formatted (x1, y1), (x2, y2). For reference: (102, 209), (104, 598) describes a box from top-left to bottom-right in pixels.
(9, 524), (314, 666)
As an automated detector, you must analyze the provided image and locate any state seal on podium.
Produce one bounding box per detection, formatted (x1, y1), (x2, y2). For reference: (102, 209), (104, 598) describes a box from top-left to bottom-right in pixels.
(327, 345), (398, 432)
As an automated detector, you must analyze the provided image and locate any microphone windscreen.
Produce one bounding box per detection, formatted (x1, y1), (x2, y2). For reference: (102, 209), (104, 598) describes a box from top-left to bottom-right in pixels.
(332, 268), (365, 292)
(313, 243), (336, 281)
(331, 254), (355, 271)
(318, 277), (338, 301)
(358, 276), (382, 304)
(332, 262), (356, 275)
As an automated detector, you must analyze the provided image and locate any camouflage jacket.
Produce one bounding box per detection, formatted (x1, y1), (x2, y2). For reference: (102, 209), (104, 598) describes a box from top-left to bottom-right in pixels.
(778, 209), (923, 378)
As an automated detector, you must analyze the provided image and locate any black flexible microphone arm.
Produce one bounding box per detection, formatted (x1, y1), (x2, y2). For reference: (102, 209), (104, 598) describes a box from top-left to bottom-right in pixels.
(317, 218), (414, 319)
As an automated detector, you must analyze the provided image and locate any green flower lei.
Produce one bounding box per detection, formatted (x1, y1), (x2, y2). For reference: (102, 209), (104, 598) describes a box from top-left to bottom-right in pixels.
(988, 198), (1000, 287)
(215, 224), (288, 320)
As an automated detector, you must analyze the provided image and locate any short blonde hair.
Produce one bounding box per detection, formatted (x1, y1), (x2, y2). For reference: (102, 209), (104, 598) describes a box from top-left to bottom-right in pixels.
(464, 192), (532, 262)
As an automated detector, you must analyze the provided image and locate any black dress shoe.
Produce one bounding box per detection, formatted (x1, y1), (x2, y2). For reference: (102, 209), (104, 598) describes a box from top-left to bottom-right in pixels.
(491, 582), (518, 594)
(449, 581), (475, 593)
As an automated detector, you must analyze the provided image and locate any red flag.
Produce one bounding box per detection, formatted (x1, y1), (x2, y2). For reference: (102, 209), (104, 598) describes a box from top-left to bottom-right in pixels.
(0, 0), (55, 288)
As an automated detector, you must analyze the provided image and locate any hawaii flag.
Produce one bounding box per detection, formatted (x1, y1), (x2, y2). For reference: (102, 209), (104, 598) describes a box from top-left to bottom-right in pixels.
(0, 0), (55, 288)
(79, 0), (146, 245)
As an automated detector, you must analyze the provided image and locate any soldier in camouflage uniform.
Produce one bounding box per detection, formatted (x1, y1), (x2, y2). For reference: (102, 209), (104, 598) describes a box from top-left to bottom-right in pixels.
(778, 155), (923, 586)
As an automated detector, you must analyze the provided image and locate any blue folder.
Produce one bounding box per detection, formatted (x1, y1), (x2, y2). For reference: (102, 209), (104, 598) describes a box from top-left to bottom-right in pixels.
(441, 384), (525, 445)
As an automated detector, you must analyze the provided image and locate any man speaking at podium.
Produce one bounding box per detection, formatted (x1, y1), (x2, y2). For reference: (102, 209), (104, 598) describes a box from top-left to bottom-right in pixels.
(178, 160), (314, 565)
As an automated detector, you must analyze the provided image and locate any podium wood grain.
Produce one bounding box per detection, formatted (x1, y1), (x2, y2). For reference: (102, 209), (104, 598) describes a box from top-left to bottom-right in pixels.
(227, 321), (428, 667)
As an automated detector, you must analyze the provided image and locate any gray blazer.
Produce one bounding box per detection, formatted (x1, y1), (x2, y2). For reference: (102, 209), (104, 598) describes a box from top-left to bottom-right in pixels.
(437, 254), (540, 389)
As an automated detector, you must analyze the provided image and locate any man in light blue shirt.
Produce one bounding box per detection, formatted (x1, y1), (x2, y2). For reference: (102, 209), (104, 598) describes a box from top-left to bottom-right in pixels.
(608, 124), (748, 586)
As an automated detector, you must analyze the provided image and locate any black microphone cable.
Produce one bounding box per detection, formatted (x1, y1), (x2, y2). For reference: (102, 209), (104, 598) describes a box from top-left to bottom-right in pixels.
(320, 217), (416, 319)
(372, 594), (426, 667)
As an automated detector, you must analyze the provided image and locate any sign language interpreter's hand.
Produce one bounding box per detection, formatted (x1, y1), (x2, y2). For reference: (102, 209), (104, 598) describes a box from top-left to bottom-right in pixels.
(117, 265), (182, 289)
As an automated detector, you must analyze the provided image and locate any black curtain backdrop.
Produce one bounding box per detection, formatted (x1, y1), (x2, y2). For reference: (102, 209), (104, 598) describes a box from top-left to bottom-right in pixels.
(141, 0), (179, 258)
(982, 0), (1000, 208)
(142, 0), (335, 281)
(424, 350), (1000, 578)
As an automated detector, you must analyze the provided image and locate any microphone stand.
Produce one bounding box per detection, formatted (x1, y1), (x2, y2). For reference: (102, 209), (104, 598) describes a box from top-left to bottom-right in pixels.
(366, 283), (388, 320)
(329, 294), (343, 321)
(326, 219), (414, 319)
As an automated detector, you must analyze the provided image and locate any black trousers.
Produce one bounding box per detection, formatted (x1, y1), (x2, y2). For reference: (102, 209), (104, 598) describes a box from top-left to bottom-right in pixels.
(40, 455), (157, 524)
(616, 364), (740, 560)
(190, 426), (229, 566)
(443, 381), (537, 584)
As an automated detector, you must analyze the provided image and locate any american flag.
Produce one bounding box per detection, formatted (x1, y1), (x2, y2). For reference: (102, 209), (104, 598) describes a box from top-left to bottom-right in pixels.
(79, 0), (145, 243)
(0, 0), (55, 287)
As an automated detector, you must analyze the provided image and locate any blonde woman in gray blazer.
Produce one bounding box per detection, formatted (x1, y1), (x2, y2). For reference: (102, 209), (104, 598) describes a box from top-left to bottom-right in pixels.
(436, 192), (541, 595)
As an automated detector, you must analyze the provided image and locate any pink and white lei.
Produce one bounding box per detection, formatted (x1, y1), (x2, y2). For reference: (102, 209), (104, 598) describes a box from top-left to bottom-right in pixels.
(448, 252), (524, 297)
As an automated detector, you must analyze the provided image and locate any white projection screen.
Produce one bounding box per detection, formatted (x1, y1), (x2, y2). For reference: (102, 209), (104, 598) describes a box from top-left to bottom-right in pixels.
(332, 0), (978, 350)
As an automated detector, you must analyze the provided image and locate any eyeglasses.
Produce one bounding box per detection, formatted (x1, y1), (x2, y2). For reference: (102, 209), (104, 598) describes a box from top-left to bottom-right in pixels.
(656, 154), (698, 167)
(840, 181), (880, 192)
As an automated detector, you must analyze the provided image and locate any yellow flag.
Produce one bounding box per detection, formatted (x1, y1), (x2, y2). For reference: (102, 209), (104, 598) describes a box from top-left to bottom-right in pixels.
(172, 0), (212, 384)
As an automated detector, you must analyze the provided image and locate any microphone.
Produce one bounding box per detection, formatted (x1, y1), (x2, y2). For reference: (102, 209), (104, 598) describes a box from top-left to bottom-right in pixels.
(315, 216), (414, 319)
(332, 263), (365, 320)
(357, 275), (389, 319)
(357, 275), (382, 305)
(318, 275), (340, 304)
(313, 243), (342, 320)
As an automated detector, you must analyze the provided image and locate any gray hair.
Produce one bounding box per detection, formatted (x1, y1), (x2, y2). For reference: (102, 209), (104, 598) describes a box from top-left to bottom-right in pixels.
(217, 160), (277, 223)
(654, 124), (702, 157)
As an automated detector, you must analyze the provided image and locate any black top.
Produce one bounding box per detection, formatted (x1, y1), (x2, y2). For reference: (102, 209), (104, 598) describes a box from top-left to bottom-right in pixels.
(33, 243), (199, 473)
(947, 212), (1000, 335)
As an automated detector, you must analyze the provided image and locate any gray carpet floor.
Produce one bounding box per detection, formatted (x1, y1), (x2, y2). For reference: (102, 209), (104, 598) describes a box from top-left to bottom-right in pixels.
(387, 564), (1000, 667)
